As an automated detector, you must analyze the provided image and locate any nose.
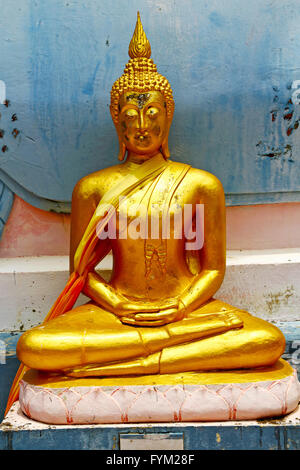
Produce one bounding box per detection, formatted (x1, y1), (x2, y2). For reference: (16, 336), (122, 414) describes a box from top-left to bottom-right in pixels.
(137, 112), (147, 133)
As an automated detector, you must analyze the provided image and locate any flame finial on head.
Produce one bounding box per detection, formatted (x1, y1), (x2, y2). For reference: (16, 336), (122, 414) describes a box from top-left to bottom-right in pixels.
(128, 12), (151, 59)
(111, 11), (174, 150)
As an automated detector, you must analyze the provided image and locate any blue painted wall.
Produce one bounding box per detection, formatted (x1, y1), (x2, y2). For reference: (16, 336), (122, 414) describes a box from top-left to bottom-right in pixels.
(0, 0), (300, 213)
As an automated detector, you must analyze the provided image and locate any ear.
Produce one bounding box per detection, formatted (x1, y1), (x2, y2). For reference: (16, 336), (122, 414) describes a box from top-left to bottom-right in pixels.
(161, 138), (170, 159)
(118, 134), (127, 161)
(111, 105), (127, 161)
(161, 120), (172, 159)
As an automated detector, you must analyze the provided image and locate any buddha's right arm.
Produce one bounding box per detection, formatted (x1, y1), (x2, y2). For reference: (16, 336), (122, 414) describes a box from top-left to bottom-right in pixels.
(70, 176), (127, 311)
(83, 272), (179, 318)
(83, 272), (125, 312)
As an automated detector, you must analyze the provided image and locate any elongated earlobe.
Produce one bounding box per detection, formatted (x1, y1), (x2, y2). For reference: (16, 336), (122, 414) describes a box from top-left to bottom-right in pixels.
(161, 137), (170, 159)
(161, 120), (172, 159)
(118, 138), (127, 161)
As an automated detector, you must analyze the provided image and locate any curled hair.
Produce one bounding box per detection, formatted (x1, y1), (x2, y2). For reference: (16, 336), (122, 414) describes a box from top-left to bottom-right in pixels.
(110, 13), (174, 124)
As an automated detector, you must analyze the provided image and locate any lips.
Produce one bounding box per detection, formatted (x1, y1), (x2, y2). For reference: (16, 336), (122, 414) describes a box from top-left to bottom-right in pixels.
(134, 134), (150, 144)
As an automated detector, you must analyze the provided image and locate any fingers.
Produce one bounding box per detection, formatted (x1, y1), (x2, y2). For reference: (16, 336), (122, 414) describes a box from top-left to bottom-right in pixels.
(117, 299), (178, 314)
(134, 308), (178, 321)
(121, 307), (184, 327)
(156, 299), (179, 308)
(121, 317), (172, 327)
(118, 302), (160, 313)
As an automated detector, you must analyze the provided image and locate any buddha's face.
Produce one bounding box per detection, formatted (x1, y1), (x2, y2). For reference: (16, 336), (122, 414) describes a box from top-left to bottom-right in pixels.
(117, 90), (169, 156)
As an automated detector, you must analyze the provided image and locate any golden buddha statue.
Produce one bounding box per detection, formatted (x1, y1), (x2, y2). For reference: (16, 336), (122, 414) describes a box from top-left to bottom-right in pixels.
(15, 14), (286, 387)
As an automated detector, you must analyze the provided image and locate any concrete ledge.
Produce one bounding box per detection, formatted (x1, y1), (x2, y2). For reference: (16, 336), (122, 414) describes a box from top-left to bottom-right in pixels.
(0, 249), (300, 331)
(0, 402), (299, 450)
(218, 249), (300, 322)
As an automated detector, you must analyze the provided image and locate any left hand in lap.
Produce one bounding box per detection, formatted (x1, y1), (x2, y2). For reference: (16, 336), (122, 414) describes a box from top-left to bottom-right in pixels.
(120, 299), (186, 326)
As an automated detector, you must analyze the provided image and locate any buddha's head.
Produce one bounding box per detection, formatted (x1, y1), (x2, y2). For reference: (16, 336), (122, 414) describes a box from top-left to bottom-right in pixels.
(110, 12), (174, 161)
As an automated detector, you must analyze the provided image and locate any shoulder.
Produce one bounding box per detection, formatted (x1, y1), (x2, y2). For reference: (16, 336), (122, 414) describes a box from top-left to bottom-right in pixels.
(184, 166), (224, 196)
(72, 163), (125, 201)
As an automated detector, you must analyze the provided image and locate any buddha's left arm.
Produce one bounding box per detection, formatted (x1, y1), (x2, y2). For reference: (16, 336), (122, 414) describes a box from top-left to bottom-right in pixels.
(179, 174), (226, 313)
